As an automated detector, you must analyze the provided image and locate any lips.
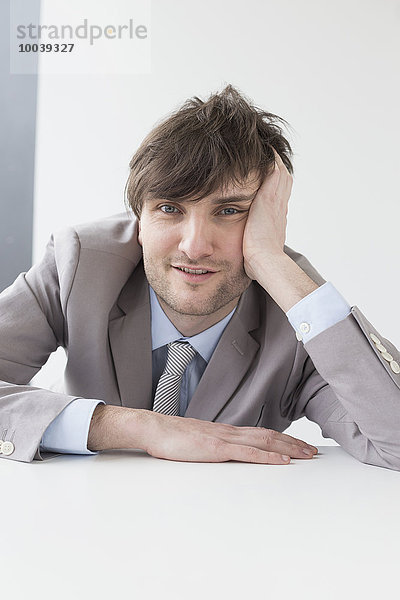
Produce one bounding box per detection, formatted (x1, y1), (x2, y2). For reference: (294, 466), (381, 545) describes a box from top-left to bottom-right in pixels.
(176, 267), (210, 274)
(172, 266), (216, 282)
(173, 265), (217, 274)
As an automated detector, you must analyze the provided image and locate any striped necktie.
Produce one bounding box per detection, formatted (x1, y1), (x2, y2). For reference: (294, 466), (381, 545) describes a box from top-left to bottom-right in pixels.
(152, 341), (197, 416)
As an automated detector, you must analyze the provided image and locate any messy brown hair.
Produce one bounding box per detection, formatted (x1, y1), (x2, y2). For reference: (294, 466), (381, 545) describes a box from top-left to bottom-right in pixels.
(125, 84), (293, 218)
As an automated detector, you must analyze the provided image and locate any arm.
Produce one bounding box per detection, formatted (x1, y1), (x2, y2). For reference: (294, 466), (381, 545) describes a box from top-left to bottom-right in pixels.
(0, 235), (103, 462)
(40, 398), (105, 454)
(281, 279), (400, 470)
(243, 150), (400, 470)
(0, 228), (317, 464)
(242, 150), (319, 312)
(87, 403), (318, 464)
(301, 306), (400, 470)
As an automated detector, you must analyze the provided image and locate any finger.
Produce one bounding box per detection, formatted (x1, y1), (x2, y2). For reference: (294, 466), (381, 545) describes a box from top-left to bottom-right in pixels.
(265, 438), (316, 459)
(272, 148), (287, 172)
(187, 419), (318, 455)
(221, 442), (291, 465)
(217, 428), (317, 458)
(257, 161), (280, 199)
(272, 153), (291, 207)
(266, 429), (318, 452)
(291, 437), (318, 453)
(222, 425), (316, 450)
(272, 148), (291, 183)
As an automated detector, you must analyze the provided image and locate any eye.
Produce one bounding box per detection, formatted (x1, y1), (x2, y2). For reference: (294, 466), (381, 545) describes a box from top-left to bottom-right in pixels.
(160, 204), (179, 214)
(219, 207), (240, 215)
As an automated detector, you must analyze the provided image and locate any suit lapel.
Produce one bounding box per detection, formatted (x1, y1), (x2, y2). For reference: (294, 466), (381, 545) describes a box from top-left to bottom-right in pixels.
(109, 267), (262, 418)
(184, 283), (261, 422)
(108, 261), (153, 410)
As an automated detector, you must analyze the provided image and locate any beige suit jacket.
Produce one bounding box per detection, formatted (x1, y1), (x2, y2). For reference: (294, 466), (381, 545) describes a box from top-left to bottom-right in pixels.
(1, 212), (399, 469)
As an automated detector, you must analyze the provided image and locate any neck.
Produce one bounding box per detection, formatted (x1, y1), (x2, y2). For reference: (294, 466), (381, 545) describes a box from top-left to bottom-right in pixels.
(156, 295), (240, 337)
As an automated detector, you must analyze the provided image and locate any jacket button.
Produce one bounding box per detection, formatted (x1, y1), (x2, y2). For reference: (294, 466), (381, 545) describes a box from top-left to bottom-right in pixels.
(1, 441), (14, 456)
(370, 333), (381, 344)
(376, 343), (387, 353)
(390, 361), (400, 374)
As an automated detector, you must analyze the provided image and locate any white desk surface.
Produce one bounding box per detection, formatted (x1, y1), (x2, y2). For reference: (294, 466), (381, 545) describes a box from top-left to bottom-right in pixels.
(1, 446), (399, 600)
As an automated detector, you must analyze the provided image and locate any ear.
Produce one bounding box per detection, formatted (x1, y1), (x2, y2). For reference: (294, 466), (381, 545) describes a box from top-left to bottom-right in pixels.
(137, 219), (142, 246)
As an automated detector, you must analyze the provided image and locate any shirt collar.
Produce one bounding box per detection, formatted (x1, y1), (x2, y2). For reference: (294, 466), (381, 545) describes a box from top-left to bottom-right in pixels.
(149, 285), (236, 363)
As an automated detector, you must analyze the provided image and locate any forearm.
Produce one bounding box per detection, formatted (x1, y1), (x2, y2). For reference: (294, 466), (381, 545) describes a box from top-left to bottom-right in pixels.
(87, 401), (320, 463)
(87, 404), (150, 452)
(303, 308), (400, 469)
(253, 253), (319, 313)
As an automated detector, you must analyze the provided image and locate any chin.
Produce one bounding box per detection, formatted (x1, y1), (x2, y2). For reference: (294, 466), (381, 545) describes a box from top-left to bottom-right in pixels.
(168, 298), (212, 316)
(168, 291), (237, 317)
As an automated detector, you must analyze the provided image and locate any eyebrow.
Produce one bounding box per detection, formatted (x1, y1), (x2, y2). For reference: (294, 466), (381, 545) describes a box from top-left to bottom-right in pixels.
(210, 193), (257, 205)
(147, 192), (257, 205)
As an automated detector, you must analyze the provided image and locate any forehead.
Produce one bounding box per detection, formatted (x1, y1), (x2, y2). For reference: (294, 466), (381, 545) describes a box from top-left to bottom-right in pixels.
(204, 174), (261, 202)
(146, 171), (261, 206)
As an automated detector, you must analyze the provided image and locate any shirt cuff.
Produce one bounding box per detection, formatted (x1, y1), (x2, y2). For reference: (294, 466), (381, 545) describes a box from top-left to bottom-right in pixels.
(40, 398), (106, 454)
(286, 281), (351, 343)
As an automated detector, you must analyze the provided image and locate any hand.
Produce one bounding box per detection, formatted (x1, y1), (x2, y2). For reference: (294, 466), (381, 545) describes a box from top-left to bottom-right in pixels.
(143, 411), (318, 465)
(88, 405), (318, 464)
(243, 149), (293, 282)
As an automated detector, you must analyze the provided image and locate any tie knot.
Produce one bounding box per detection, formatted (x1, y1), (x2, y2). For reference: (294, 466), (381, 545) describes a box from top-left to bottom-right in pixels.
(165, 341), (196, 377)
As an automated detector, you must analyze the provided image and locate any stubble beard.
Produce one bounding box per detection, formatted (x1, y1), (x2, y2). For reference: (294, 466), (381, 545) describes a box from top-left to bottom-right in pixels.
(142, 254), (251, 316)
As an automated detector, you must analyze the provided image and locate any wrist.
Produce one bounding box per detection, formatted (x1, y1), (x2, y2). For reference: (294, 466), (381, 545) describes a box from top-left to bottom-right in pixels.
(251, 253), (320, 313)
(249, 250), (287, 275)
(87, 404), (151, 452)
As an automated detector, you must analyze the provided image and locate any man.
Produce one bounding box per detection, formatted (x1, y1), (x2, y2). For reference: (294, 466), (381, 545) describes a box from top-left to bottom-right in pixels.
(1, 85), (399, 469)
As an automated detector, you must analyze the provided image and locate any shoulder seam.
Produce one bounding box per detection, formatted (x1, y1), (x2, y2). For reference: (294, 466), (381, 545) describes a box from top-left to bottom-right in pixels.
(79, 247), (136, 262)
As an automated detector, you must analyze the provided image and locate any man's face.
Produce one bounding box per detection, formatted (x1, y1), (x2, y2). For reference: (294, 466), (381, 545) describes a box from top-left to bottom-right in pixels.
(137, 174), (260, 321)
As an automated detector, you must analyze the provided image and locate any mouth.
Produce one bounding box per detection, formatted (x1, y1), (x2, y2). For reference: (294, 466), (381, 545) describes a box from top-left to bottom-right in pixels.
(172, 265), (217, 282)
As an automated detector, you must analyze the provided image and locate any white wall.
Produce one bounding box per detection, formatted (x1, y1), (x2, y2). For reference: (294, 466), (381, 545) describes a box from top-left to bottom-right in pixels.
(32, 0), (400, 444)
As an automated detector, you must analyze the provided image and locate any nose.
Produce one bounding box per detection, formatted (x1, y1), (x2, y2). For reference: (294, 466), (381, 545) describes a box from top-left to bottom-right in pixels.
(177, 214), (214, 260)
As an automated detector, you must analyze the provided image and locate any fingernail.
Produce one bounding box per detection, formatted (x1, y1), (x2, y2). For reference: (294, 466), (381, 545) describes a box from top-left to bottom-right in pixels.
(302, 448), (313, 456)
(281, 455), (290, 461)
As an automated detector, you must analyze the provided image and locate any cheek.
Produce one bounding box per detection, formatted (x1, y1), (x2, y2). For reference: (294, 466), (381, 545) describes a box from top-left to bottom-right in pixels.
(140, 225), (178, 257)
(222, 226), (245, 264)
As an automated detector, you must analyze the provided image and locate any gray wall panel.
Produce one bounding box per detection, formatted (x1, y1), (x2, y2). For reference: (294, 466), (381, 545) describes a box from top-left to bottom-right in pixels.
(0, 0), (39, 291)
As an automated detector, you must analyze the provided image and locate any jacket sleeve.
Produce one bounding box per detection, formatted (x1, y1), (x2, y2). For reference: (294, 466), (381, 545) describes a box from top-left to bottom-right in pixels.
(284, 306), (400, 472)
(0, 233), (86, 463)
(280, 246), (400, 471)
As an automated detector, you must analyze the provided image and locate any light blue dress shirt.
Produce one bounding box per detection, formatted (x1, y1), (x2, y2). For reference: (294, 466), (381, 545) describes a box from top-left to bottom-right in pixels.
(40, 281), (351, 454)
(149, 287), (236, 416)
